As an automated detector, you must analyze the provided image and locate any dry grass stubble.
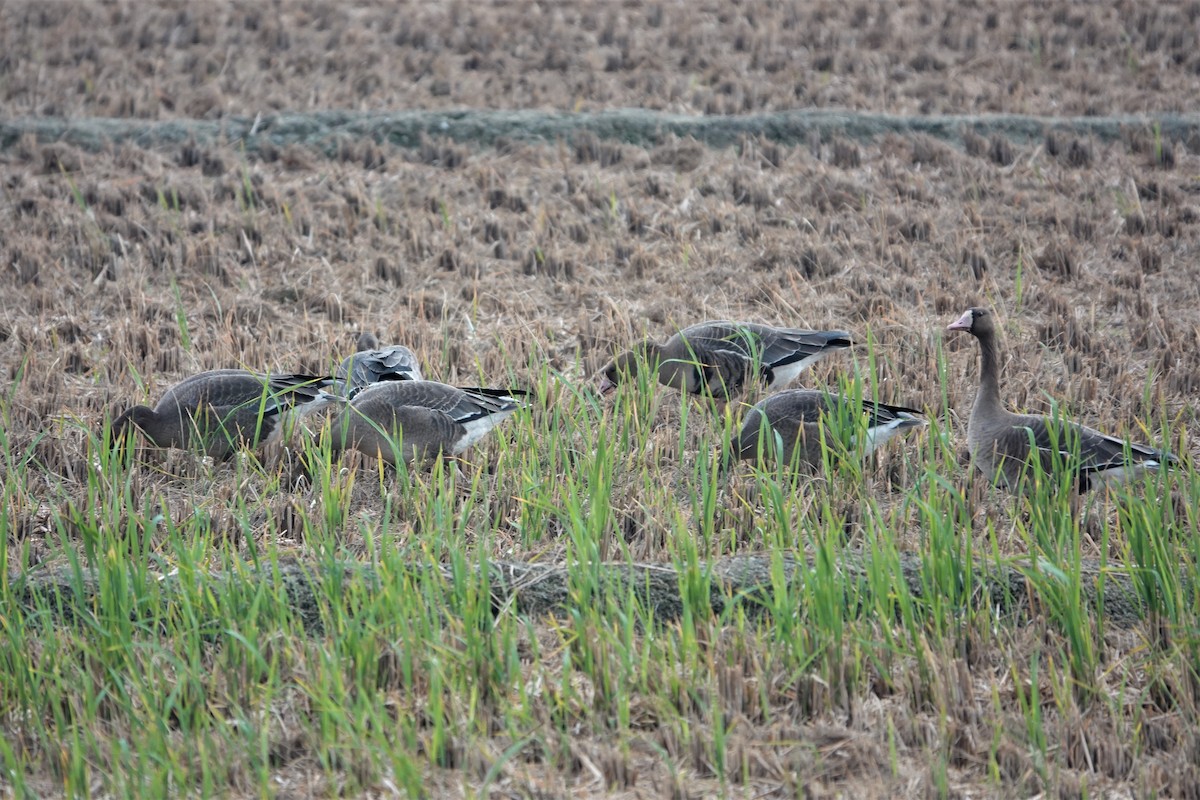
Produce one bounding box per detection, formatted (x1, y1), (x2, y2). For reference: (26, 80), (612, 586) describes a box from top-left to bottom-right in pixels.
(4, 123), (1198, 798)
(3, 0), (1200, 796)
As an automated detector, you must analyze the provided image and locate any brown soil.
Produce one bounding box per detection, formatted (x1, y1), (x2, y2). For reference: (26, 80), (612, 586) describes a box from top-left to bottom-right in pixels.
(3, 0), (1200, 797)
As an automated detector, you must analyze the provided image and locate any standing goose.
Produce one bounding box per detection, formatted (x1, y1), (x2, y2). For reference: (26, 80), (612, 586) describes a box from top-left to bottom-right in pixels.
(111, 369), (338, 460)
(728, 389), (925, 471)
(597, 321), (853, 400)
(334, 332), (423, 395)
(947, 307), (1178, 491)
(326, 380), (528, 467)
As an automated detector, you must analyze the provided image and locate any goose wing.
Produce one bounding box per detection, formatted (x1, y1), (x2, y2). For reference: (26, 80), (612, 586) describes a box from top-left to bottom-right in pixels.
(1016, 415), (1174, 490)
(160, 370), (332, 417)
(678, 322), (852, 387)
(350, 382), (526, 425)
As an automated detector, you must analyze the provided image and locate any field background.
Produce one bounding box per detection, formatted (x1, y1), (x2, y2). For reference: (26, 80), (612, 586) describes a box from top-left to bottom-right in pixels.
(3, 1), (1200, 797)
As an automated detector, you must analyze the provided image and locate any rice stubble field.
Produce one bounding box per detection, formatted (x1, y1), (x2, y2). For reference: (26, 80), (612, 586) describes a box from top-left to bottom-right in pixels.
(3, 1), (1200, 797)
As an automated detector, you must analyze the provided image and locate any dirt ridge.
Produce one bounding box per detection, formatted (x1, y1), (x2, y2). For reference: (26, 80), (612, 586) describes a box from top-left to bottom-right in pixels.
(10, 550), (1164, 632)
(3, 109), (1198, 155)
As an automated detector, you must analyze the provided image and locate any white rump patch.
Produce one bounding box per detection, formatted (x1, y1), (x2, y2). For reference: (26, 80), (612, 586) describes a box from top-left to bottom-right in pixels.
(770, 351), (834, 388)
(453, 408), (520, 453)
(854, 415), (925, 457)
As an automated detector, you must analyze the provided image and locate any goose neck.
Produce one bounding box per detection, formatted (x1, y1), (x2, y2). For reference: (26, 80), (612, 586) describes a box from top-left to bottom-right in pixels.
(974, 329), (1004, 411)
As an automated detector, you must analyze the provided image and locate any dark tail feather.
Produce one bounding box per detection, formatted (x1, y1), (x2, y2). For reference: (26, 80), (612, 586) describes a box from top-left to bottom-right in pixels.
(277, 374), (340, 391)
(823, 332), (854, 349)
(458, 387), (531, 406)
(872, 399), (924, 417)
(271, 374), (341, 409)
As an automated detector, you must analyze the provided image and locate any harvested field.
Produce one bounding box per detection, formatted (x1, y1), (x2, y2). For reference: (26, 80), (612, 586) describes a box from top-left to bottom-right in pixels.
(2, 1), (1200, 798)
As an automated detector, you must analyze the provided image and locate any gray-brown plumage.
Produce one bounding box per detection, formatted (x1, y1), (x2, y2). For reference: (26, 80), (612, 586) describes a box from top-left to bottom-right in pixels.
(327, 380), (528, 466)
(111, 369), (337, 460)
(334, 332), (423, 395)
(948, 307), (1178, 492)
(597, 320), (853, 400)
(729, 389), (925, 471)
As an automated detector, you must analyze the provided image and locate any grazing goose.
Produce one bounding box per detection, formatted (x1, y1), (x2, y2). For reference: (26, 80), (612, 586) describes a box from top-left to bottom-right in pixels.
(728, 389), (925, 471)
(947, 307), (1178, 491)
(326, 380), (528, 466)
(111, 369), (337, 460)
(597, 321), (853, 400)
(334, 332), (423, 395)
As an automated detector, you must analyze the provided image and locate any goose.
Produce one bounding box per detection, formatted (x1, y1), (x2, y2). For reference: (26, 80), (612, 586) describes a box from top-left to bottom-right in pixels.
(947, 307), (1178, 491)
(325, 380), (528, 466)
(334, 332), (423, 394)
(597, 321), (853, 400)
(111, 369), (338, 460)
(728, 389), (925, 471)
